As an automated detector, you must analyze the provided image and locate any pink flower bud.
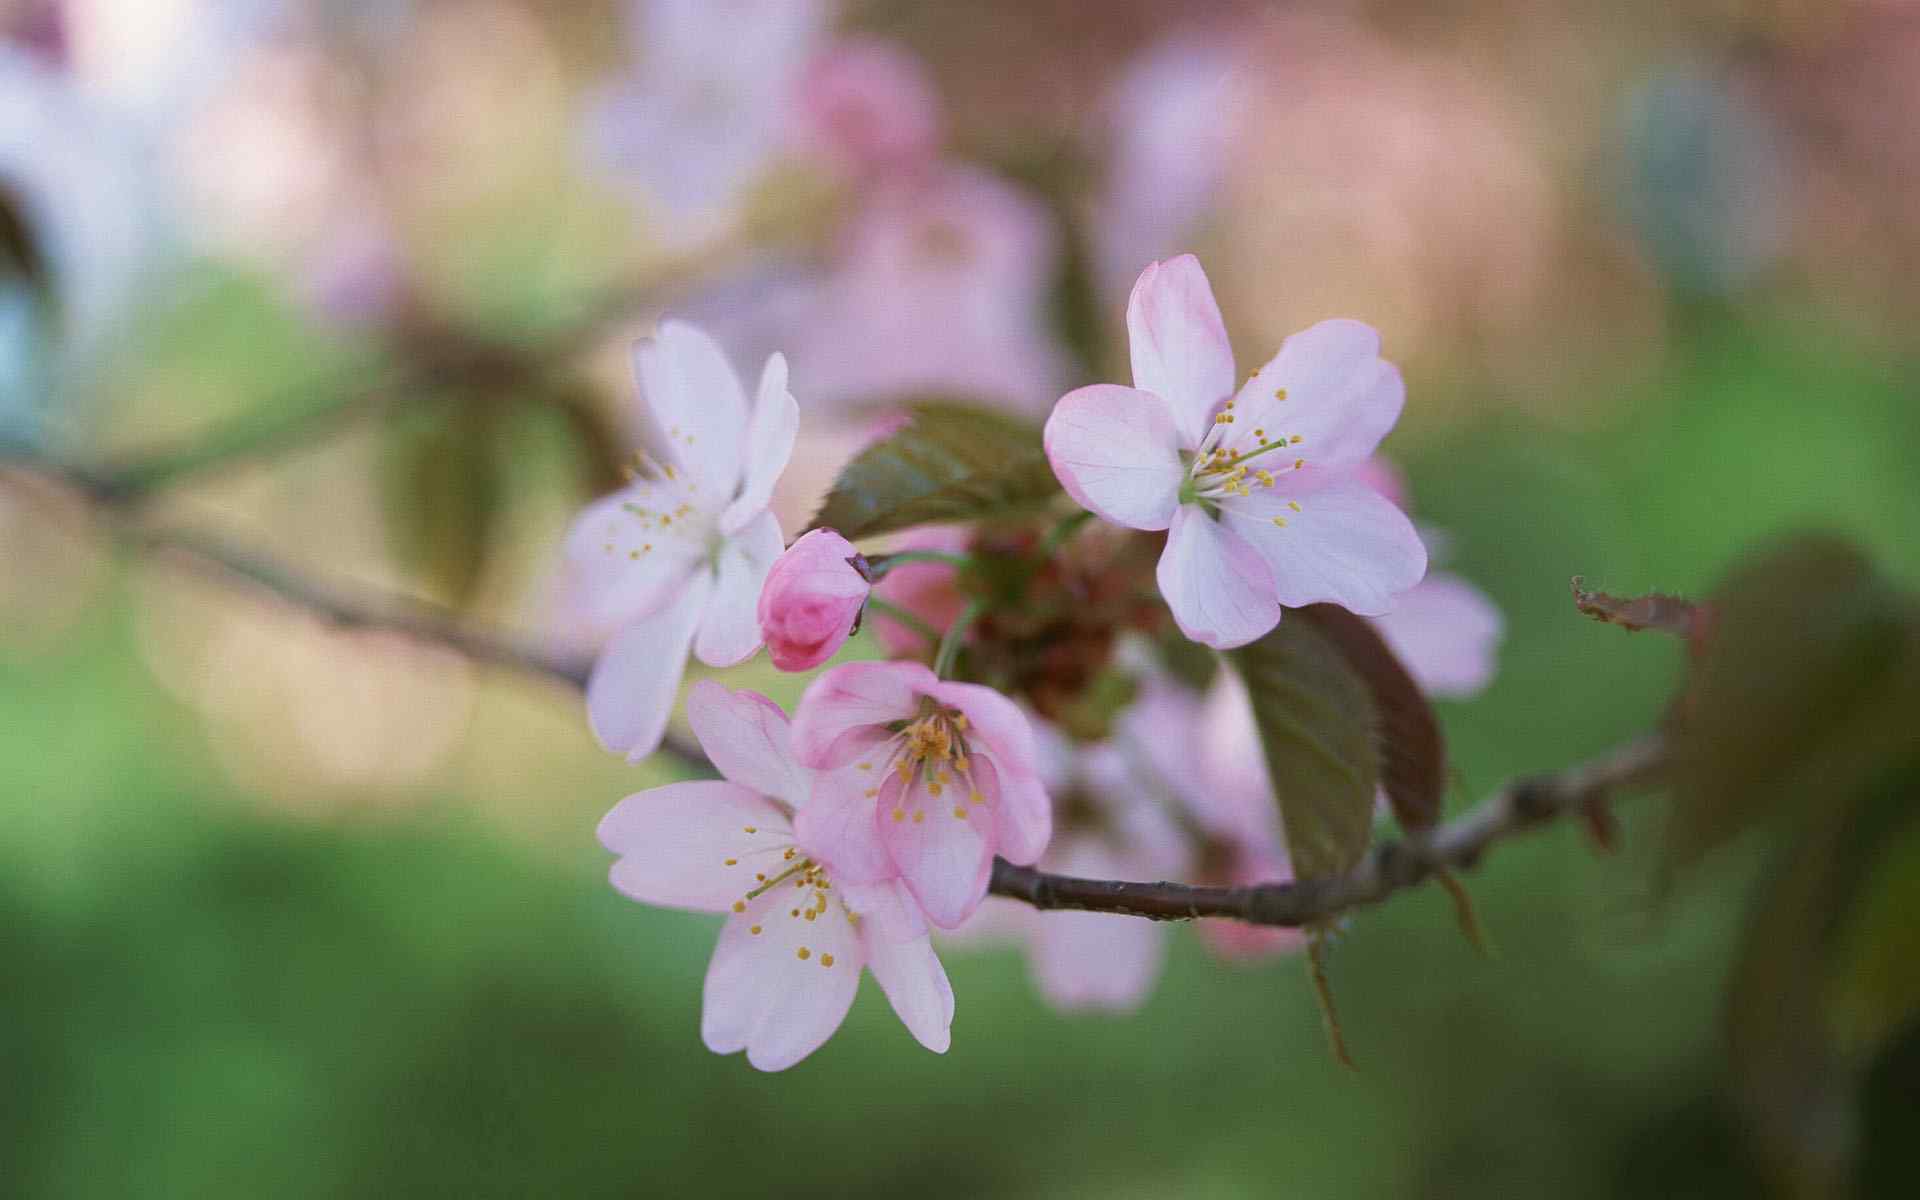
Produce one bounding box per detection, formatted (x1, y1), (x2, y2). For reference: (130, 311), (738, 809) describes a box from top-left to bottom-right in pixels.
(758, 529), (871, 671)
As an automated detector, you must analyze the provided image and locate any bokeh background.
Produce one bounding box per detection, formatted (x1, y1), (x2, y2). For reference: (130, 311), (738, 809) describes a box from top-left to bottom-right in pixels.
(3, 0), (1919, 1196)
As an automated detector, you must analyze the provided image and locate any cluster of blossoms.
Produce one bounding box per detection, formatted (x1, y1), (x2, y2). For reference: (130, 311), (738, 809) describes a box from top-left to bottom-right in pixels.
(565, 255), (1500, 1068)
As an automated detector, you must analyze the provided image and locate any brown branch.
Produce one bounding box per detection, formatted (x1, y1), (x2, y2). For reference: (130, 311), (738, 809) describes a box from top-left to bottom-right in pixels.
(17, 455), (1664, 927)
(987, 734), (1667, 927)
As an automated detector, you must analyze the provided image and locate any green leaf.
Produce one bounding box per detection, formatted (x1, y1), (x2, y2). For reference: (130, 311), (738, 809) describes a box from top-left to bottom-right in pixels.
(379, 400), (503, 609)
(1296, 603), (1446, 832)
(1227, 615), (1379, 882)
(1665, 533), (1915, 876)
(806, 403), (1060, 540)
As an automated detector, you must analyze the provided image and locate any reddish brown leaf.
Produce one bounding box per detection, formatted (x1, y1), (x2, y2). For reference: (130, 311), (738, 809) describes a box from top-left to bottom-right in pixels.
(1571, 576), (1705, 639)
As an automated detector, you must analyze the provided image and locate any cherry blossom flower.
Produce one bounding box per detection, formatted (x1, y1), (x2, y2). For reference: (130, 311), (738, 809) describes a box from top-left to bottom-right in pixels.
(789, 661), (1052, 928)
(1044, 254), (1427, 650)
(598, 681), (954, 1071)
(791, 35), (942, 183)
(758, 527), (869, 671)
(560, 320), (798, 761)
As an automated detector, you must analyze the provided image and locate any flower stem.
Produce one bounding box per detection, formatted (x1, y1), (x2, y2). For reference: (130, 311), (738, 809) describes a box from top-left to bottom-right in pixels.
(865, 598), (940, 646)
(932, 599), (987, 679)
(1040, 509), (1095, 553)
(866, 549), (971, 579)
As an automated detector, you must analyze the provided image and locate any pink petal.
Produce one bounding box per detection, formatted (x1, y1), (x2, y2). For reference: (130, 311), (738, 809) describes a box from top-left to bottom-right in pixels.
(1218, 476), (1427, 616)
(1042, 384), (1186, 530)
(1230, 320), (1403, 472)
(684, 681), (810, 809)
(863, 930), (954, 1054)
(632, 320), (750, 493)
(598, 780), (794, 912)
(838, 876), (930, 943)
(701, 888), (865, 1072)
(693, 511), (784, 667)
(720, 352), (799, 535)
(926, 682), (1051, 863)
(1126, 255), (1236, 446)
(880, 771), (994, 929)
(1027, 837), (1170, 1011)
(1369, 571), (1504, 699)
(587, 574), (712, 761)
(790, 660), (936, 767)
(792, 767), (894, 883)
(1156, 505), (1280, 650)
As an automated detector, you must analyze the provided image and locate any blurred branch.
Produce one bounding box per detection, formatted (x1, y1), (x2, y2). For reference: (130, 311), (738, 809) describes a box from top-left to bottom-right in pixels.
(987, 735), (1668, 927)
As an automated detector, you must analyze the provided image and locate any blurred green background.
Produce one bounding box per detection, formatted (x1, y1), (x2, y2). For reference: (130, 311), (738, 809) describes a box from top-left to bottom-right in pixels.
(6, 1), (1920, 1196)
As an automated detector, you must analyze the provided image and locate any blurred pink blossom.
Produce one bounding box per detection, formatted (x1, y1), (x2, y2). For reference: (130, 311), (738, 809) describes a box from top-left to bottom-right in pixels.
(758, 527), (869, 671)
(868, 525), (968, 658)
(790, 34), (942, 183)
(599, 681), (953, 1072)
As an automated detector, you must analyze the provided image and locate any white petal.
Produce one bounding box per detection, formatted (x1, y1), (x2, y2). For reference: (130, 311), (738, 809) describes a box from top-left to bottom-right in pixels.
(599, 781), (795, 912)
(632, 320), (750, 492)
(701, 888), (864, 1072)
(864, 929), (954, 1054)
(694, 511), (784, 667)
(1219, 476), (1427, 616)
(587, 574), (713, 761)
(1369, 571), (1504, 698)
(684, 680), (810, 808)
(720, 352), (799, 534)
(1126, 255), (1237, 446)
(1228, 320), (1403, 472)
(557, 486), (706, 636)
(1043, 384), (1186, 530)
(1156, 505), (1280, 650)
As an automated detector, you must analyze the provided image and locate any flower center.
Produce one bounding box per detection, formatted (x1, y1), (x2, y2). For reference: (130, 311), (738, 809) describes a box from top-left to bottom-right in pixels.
(862, 709), (992, 823)
(730, 848), (849, 947)
(1183, 395), (1309, 507)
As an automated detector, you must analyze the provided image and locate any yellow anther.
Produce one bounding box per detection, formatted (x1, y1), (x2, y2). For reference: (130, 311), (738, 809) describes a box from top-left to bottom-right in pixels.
(857, 762), (872, 771)
(953, 807), (967, 819)
(790, 908), (800, 917)
(1294, 458), (1305, 470)
(732, 900), (746, 913)
(804, 910), (817, 922)
(864, 787), (879, 798)
(820, 953), (834, 967)
(743, 826), (756, 834)
(913, 810), (925, 824)
(1291, 434), (1303, 444)
(928, 781), (944, 797)
(1272, 516), (1288, 527)
(797, 947), (811, 960)
(952, 714), (968, 731)
(755, 873), (767, 882)
(892, 808), (906, 822)
(724, 858), (738, 866)
(750, 925), (762, 935)
(1275, 387), (1288, 401)
(783, 848), (796, 860)
(969, 790), (984, 806)
(1288, 500), (1302, 512)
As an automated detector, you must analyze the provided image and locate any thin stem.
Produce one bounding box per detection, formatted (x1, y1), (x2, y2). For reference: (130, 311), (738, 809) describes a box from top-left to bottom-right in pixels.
(865, 549), (971, 580)
(864, 597), (940, 646)
(932, 599), (987, 679)
(1040, 509), (1095, 553)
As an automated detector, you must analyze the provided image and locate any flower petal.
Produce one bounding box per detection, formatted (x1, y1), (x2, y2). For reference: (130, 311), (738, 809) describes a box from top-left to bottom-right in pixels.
(1230, 320), (1403, 472)
(1043, 384), (1186, 530)
(633, 320), (750, 492)
(790, 660), (938, 767)
(792, 766), (894, 883)
(684, 680), (810, 808)
(720, 351), (799, 535)
(1218, 476), (1427, 616)
(598, 780), (794, 912)
(1369, 571), (1504, 699)
(1126, 254), (1236, 446)
(557, 486), (706, 638)
(587, 573), (713, 761)
(701, 888), (864, 1072)
(1156, 505), (1280, 650)
(880, 773), (993, 929)
(694, 511), (784, 667)
(863, 929), (954, 1054)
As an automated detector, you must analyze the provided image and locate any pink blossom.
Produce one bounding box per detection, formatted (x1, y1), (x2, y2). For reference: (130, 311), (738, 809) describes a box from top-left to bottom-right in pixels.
(758, 527), (870, 671)
(1044, 255), (1427, 649)
(791, 36), (942, 182)
(598, 681), (953, 1071)
(783, 165), (1071, 422)
(868, 526), (968, 658)
(789, 661), (1052, 928)
(1191, 670), (1306, 960)
(559, 320), (798, 761)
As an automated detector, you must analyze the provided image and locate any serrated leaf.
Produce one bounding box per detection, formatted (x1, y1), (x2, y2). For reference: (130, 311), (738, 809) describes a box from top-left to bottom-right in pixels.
(1227, 615), (1379, 882)
(1665, 534), (1915, 877)
(1297, 603), (1446, 832)
(806, 403), (1060, 540)
(379, 400), (502, 609)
